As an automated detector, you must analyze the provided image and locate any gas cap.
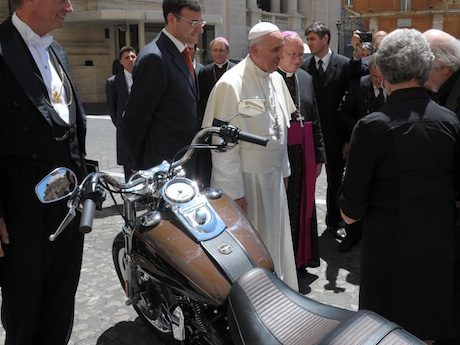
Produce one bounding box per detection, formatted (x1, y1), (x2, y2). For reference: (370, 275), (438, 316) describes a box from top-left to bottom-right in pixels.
(194, 207), (209, 225)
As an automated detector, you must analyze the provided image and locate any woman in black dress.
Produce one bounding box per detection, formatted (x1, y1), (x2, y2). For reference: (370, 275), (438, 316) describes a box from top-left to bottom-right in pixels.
(339, 28), (460, 343)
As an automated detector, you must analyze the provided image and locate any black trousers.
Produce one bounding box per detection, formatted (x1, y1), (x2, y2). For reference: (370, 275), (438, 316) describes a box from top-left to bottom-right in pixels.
(1, 197), (84, 345)
(1, 136), (85, 345)
(324, 152), (345, 229)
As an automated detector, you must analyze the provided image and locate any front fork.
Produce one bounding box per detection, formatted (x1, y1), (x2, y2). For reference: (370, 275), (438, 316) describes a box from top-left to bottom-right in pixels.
(122, 197), (137, 305)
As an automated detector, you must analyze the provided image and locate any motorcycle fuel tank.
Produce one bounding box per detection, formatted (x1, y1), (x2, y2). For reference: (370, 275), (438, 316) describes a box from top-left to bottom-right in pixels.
(135, 192), (274, 305)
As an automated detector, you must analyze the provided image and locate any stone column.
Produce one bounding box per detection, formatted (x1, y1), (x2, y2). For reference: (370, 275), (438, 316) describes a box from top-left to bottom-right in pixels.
(271, 0), (281, 13)
(432, 14), (444, 30)
(247, 0), (258, 10)
(287, 0), (298, 14)
(138, 21), (146, 50)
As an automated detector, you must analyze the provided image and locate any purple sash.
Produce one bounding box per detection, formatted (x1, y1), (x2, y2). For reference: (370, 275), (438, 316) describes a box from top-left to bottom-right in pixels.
(287, 121), (316, 267)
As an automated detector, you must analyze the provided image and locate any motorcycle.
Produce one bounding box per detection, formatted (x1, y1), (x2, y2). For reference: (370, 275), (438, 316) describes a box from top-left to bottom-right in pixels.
(36, 99), (424, 345)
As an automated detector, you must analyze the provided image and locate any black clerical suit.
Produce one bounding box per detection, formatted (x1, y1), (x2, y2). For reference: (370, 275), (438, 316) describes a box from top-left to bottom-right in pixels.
(197, 60), (236, 186)
(0, 17), (86, 345)
(431, 69), (460, 342)
(198, 61), (236, 121)
(301, 53), (361, 230)
(337, 74), (385, 250)
(435, 69), (460, 119)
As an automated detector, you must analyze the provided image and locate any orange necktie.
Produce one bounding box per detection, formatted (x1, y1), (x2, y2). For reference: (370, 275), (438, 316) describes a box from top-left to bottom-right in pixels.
(182, 48), (195, 80)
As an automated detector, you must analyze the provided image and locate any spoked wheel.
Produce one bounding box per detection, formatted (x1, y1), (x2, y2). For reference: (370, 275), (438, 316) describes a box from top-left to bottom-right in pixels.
(112, 232), (178, 343)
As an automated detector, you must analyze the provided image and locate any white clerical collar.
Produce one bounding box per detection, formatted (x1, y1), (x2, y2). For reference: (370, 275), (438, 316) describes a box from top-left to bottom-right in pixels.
(279, 67), (294, 77)
(314, 48), (332, 69)
(162, 28), (186, 53)
(12, 13), (53, 49)
(215, 60), (229, 69)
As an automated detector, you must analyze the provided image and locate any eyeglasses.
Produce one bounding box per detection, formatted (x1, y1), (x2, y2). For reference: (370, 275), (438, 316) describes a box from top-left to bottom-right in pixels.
(285, 51), (304, 59)
(175, 14), (207, 28)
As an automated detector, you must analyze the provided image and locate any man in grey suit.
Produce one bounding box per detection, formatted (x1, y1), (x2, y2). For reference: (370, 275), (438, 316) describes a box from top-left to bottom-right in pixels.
(122, 0), (204, 174)
(0, 0), (87, 343)
(106, 45), (136, 181)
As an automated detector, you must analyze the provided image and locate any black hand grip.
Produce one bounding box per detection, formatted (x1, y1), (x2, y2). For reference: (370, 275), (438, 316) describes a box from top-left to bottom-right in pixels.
(79, 198), (96, 233)
(238, 131), (269, 146)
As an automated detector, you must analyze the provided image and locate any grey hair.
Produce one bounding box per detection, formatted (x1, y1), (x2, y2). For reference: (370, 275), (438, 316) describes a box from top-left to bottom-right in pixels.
(429, 36), (460, 72)
(374, 28), (434, 85)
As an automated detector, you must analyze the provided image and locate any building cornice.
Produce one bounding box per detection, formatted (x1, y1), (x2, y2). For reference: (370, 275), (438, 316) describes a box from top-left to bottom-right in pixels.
(66, 10), (222, 24)
(345, 7), (460, 19)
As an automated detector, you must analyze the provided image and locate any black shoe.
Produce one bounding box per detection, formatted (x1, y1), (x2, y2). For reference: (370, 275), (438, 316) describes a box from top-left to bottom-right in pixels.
(338, 238), (355, 253)
(326, 226), (347, 240)
(306, 258), (320, 268)
(336, 227), (347, 239)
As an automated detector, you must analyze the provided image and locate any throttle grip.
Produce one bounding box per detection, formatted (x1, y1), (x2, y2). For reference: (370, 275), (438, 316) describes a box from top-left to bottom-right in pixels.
(79, 198), (96, 233)
(238, 131), (269, 146)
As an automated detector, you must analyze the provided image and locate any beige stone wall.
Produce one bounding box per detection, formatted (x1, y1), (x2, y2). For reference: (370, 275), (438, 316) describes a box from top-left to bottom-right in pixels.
(54, 23), (112, 104)
(0, 0), (338, 105)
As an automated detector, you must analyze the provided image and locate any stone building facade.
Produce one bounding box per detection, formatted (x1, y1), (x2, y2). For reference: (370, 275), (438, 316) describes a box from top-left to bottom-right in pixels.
(1, 1), (459, 105)
(1, 0), (343, 105)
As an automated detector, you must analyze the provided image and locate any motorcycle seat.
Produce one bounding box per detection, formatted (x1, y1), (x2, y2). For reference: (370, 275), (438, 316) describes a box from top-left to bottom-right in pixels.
(227, 268), (425, 345)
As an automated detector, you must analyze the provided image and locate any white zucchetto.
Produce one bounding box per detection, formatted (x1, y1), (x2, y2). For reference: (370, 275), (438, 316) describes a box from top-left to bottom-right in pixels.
(248, 22), (280, 41)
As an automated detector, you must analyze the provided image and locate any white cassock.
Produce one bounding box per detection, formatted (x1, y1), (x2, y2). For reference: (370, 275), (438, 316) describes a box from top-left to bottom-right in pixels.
(202, 56), (298, 291)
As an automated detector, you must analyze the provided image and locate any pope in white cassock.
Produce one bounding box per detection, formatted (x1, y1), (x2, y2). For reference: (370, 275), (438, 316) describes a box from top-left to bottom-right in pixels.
(202, 22), (299, 291)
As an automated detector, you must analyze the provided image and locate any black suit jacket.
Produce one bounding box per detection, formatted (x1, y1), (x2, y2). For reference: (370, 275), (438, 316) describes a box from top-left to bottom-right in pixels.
(106, 70), (129, 165)
(301, 53), (361, 156)
(338, 74), (385, 142)
(197, 61), (236, 121)
(0, 17), (86, 217)
(436, 69), (460, 118)
(121, 32), (200, 170)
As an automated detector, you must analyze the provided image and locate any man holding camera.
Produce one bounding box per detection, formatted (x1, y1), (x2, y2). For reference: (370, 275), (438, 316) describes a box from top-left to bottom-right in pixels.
(301, 22), (363, 238)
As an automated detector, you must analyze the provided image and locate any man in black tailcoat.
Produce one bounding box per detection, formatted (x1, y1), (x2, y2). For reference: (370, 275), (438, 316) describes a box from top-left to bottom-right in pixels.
(0, 0), (87, 343)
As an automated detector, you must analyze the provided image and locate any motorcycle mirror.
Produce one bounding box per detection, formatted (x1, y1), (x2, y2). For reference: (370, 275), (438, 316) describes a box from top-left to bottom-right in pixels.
(237, 98), (266, 118)
(35, 167), (78, 203)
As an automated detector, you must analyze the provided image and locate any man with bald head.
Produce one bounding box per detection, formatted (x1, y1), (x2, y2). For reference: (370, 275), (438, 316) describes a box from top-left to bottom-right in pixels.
(424, 28), (460, 344)
(0, 0), (87, 343)
(197, 37), (236, 186)
(277, 31), (325, 270)
(424, 29), (460, 118)
(372, 30), (387, 51)
(202, 22), (298, 290)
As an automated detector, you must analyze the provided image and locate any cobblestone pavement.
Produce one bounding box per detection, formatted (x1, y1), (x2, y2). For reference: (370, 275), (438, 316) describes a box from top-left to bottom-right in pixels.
(0, 116), (361, 344)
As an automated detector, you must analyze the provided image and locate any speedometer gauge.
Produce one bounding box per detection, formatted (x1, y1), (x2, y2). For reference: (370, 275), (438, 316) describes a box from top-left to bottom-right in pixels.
(163, 178), (197, 203)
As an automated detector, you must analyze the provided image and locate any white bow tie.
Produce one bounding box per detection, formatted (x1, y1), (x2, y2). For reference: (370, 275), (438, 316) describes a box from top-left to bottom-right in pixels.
(27, 33), (53, 50)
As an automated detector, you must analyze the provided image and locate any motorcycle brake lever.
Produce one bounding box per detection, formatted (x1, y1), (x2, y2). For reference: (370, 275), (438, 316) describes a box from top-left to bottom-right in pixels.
(48, 198), (78, 241)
